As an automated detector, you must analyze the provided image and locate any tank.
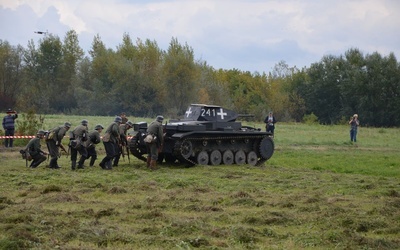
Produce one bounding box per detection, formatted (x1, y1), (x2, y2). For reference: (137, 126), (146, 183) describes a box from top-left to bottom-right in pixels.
(129, 104), (274, 166)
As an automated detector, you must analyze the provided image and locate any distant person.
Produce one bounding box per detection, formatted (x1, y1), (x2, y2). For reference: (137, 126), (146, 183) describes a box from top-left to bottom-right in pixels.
(113, 120), (134, 167)
(69, 119), (89, 170)
(99, 117), (122, 170)
(25, 130), (48, 168)
(264, 111), (276, 136)
(145, 115), (164, 170)
(2, 108), (18, 147)
(83, 124), (104, 167)
(349, 114), (360, 142)
(46, 122), (71, 169)
(120, 112), (128, 124)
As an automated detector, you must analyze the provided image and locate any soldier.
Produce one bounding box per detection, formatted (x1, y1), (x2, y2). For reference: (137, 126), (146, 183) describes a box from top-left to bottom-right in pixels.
(46, 122), (71, 169)
(120, 112), (128, 124)
(25, 130), (48, 168)
(82, 124), (104, 167)
(2, 108), (18, 148)
(99, 117), (122, 170)
(145, 115), (164, 170)
(69, 119), (89, 170)
(113, 120), (133, 167)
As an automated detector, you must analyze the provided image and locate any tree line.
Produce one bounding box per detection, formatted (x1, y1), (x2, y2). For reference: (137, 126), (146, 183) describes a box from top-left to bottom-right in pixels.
(1, 30), (399, 127)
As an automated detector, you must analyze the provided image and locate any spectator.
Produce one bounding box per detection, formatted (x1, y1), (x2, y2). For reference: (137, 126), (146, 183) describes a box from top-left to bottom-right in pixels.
(264, 111), (277, 136)
(349, 114), (360, 142)
(2, 108), (18, 147)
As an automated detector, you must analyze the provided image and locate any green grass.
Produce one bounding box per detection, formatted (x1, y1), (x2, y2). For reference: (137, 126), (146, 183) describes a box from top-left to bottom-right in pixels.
(0, 115), (399, 249)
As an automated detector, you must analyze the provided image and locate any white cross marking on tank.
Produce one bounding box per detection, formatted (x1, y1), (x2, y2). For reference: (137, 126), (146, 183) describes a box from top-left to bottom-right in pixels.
(217, 108), (227, 119)
(185, 108), (192, 117)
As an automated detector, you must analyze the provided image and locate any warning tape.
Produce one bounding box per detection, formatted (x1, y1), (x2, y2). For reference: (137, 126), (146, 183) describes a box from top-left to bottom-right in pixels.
(0, 136), (35, 139)
(0, 135), (134, 139)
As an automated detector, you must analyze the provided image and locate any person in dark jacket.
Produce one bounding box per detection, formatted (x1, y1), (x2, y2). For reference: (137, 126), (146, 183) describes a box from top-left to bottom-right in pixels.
(82, 124), (104, 167)
(46, 122), (71, 169)
(69, 119), (89, 170)
(264, 111), (277, 136)
(99, 117), (122, 170)
(25, 130), (48, 168)
(145, 115), (164, 170)
(113, 120), (133, 167)
(2, 108), (18, 148)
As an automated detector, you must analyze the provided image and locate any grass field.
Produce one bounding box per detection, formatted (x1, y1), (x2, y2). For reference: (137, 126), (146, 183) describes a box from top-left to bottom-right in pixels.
(0, 115), (399, 249)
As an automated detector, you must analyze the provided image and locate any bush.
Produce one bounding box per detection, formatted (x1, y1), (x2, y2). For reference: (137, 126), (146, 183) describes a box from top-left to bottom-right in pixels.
(303, 113), (319, 125)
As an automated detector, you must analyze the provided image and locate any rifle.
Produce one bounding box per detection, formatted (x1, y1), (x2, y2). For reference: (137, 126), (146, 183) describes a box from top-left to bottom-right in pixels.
(59, 143), (68, 157)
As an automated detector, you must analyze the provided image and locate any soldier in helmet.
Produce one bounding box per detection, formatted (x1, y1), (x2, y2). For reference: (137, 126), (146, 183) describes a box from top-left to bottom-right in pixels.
(99, 116), (122, 170)
(145, 115), (164, 170)
(46, 122), (71, 169)
(82, 124), (104, 167)
(113, 120), (134, 167)
(25, 130), (48, 168)
(69, 119), (89, 170)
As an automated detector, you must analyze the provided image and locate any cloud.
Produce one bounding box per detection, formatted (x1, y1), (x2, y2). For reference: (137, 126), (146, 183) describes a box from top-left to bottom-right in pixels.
(0, 0), (399, 73)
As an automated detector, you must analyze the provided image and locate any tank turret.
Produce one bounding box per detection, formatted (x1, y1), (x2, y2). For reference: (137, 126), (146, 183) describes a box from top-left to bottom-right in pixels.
(129, 104), (274, 166)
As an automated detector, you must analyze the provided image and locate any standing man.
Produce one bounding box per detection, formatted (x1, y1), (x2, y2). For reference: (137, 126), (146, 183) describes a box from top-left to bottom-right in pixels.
(46, 122), (71, 169)
(113, 120), (133, 167)
(349, 114), (360, 142)
(83, 124), (104, 167)
(145, 115), (164, 170)
(264, 111), (277, 136)
(70, 119), (89, 170)
(99, 117), (122, 170)
(25, 130), (48, 168)
(2, 108), (18, 148)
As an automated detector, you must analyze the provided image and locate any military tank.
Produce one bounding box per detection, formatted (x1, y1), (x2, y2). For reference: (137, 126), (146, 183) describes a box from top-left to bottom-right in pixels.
(129, 104), (274, 166)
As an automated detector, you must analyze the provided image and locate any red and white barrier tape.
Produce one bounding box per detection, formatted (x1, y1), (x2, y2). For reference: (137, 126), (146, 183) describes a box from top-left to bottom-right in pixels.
(0, 135), (133, 139)
(0, 136), (35, 139)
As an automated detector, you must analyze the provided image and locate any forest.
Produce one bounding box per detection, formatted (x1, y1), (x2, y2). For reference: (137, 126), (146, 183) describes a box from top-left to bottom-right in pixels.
(1, 30), (399, 127)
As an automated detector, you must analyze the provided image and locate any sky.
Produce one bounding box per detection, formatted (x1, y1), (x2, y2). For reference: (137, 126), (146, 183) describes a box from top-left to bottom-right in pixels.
(0, 0), (399, 73)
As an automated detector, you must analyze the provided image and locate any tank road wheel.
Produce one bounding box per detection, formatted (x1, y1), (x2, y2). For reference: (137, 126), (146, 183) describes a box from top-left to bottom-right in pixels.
(235, 150), (246, 165)
(259, 136), (274, 160)
(222, 150), (234, 165)
(197, 151), (209, 165)
(247, 151), (258, 166)
(181, 140), (193, 159)
(210, 150), (222, 166)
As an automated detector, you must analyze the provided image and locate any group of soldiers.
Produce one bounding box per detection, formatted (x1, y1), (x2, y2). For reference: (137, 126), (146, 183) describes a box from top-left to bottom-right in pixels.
(24, 114), (136, 170)
(24, 113), (165, 171)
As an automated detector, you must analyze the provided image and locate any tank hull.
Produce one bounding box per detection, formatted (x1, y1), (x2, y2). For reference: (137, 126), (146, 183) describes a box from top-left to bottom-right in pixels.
(129, 104), (274, 166)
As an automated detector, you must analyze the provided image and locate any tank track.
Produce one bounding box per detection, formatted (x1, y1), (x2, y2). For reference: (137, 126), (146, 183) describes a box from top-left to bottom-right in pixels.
(173, 135), (273, 166)
(128, 136), (147, 162)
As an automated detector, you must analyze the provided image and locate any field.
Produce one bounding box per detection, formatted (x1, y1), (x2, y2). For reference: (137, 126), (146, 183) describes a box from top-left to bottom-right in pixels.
(0, 115), (400, 249)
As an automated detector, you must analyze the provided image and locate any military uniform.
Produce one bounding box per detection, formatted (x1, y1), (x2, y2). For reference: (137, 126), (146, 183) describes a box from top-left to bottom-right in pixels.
(26, 130), (47, 168)
(99, 117), (121, 170)
(146, 116), (164, 170)
(70, 120), (89, 170)
(113, 121), (133, 167)
(83, 124), (103, 167)
(46, 122), (71, 169)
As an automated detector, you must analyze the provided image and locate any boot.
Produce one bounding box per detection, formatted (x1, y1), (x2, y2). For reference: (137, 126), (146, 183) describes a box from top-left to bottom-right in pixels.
(49, 158), (57, 169)
(150, 160), (157, 170)
(99, 158), (107, 169)
(106, 160), (113, 170)
(71, 161), (76, 170)
(78, 156), (85, 169)
(146, 156), (151, 168)
(89, 156), (96, 167)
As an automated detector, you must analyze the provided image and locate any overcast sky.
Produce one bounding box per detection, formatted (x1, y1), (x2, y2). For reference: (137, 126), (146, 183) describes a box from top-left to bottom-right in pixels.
(1, 0), (399, 73)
